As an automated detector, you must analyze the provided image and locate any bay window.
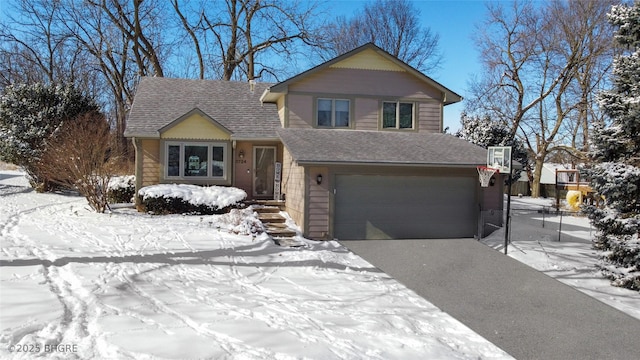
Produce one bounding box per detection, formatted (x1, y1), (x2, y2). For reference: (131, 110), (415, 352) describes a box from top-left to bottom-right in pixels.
(165, 141), (228, 179)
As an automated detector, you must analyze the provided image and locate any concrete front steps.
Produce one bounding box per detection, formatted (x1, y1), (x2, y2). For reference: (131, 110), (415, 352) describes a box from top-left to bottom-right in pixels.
(248, 201), (304, 247)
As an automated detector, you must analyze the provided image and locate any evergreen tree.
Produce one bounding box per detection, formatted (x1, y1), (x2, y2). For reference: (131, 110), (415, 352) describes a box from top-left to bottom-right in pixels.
(585, 2), (640, 291)
(0, 83), (99, 190)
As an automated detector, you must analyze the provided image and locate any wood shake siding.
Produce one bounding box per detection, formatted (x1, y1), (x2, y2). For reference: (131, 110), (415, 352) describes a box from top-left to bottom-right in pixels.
(282, 148), (306, 232)
(307, 166), (329, 239)
(141, 139), (160, 187)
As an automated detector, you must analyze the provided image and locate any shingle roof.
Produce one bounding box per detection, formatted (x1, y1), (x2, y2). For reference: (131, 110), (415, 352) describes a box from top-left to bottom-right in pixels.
(277, 128), (487, 166)
(125, 77), (280, 139)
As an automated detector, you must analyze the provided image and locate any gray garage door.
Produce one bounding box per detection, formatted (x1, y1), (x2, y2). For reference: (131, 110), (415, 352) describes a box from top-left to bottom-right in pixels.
(334, 175), (477, 239)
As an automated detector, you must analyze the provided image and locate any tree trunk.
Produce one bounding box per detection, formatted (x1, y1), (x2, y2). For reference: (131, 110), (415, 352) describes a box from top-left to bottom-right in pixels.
(530, 157), (545, 198)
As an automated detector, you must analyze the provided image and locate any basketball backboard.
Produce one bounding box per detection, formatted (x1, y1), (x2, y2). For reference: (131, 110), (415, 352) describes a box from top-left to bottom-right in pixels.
(487, 146), (512, 174)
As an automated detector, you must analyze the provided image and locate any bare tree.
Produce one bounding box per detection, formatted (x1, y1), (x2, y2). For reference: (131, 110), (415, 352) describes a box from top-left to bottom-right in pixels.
(37, 111), (121, 212)
(195, 0), (324, 81)
(86, 0), (166, 77)
(59, 0), (138, 155)
(465, 0), (615, 197)
(554, 0), (614, 155)
(0, 0), (97, 90)
(57, 0), (171, 155)
(171, 0), (205, 79)
(319, 0), (442, 73)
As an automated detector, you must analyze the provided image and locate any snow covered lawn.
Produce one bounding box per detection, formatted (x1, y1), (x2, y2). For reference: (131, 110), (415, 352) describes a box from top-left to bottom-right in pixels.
(0, 170), (511, 359)
(481, 196), (640, 320)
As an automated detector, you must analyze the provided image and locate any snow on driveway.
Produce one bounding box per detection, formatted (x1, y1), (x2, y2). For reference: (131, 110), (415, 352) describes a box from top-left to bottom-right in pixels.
(0, 171), (511, 359)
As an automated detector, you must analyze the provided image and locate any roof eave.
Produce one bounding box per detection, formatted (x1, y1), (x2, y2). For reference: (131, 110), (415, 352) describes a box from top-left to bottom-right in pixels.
(260, 87), (283, 103)
(124, 131), (160, 139)
(294, 160), (485, 168)
(230, 135), (280, 141)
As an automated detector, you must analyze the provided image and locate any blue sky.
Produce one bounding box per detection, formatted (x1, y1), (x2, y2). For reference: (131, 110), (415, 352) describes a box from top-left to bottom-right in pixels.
(327, 0), (489, 132)
(0, 0), (487, 132)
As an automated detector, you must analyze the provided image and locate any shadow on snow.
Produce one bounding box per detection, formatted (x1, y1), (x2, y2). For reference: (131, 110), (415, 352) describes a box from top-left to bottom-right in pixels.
(0, 239), (383, 273)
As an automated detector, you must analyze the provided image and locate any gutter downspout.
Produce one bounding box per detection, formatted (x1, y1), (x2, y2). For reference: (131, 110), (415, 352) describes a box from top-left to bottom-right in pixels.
(132, 137), (143, 208)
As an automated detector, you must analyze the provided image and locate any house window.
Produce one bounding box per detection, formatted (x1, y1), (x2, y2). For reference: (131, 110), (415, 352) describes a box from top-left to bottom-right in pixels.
(317, 98), (350, 127)
(382, 101), (414, 129)
(165, 142), (227, 179)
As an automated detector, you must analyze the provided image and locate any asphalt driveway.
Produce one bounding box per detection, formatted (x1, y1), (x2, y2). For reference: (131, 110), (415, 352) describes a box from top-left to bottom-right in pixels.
(339, 239), (640, 360)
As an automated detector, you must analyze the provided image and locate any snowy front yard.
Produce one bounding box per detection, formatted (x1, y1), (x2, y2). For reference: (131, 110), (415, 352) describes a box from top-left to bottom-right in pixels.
(0, 170), (510, 359)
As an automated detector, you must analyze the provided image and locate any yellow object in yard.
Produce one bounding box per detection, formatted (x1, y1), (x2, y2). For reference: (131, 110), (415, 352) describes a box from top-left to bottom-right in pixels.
(566, 190), (582, 210)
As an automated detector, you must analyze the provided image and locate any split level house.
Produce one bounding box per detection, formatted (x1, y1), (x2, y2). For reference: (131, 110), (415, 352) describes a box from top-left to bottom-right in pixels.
(125, 43), (503, 240)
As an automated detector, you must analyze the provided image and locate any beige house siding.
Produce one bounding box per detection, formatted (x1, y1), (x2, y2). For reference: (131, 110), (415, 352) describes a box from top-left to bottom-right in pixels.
(289, 68), (442, 100)
(307, 166), (329, 239)
(480, 174), (505, 236)
(482, 177), (503, 210)
(286, 93), (313, 128)
(354, 98), (379, 131)
(282, 147), (306, 232)
(416, 102), (443, 133)
(277, 96), (287, 127)
(281, 68), (445, 131)
(141, 139), (160, 187)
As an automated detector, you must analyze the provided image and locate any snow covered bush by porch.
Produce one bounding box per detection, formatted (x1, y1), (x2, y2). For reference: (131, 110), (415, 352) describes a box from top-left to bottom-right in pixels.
(138, 184), (247, 215)
(107, 175), (135, 203)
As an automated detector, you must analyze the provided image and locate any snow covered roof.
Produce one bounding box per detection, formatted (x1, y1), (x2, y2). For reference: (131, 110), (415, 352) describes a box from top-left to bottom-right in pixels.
(125, 77), (281, 139)
(277, 128), (487, 166)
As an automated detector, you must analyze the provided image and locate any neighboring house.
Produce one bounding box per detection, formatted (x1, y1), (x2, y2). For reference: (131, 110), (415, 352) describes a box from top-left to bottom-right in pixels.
(513, 163), (575, 197)
(125, 43), (503, 240)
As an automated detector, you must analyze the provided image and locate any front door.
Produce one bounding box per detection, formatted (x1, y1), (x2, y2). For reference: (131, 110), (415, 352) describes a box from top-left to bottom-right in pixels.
(253, 146), (276, 198)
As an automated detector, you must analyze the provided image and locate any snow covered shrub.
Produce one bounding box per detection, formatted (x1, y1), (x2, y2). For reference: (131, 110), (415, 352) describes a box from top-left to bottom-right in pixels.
(221, 208), (265, 235)
(584, 2), (640, 291)
(107, 175), (135, 203)
(0, 83), (99, 191)
(138, 184), (247, 215)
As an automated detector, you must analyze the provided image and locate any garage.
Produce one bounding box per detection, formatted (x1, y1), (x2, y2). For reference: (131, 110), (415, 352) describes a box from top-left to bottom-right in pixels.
(334, 174), (478, 239)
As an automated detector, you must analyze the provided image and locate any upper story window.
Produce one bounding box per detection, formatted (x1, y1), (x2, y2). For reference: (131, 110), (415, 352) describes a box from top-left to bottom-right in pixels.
(317, 98), (350, 127)
(382, 101), (414, 129)
(166, 141), (227, 179)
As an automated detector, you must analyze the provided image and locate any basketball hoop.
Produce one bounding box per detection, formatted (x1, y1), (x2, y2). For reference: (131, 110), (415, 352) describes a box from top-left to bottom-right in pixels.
(477, 166), (499, 187)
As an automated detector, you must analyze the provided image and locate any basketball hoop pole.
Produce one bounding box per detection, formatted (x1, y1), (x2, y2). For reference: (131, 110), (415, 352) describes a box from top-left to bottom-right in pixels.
(503, 150), (513, 255)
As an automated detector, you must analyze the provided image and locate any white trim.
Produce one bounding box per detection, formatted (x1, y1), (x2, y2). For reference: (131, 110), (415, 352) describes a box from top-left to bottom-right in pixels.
(487, 146), (512, 174)
(164, 141), (230, 181)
